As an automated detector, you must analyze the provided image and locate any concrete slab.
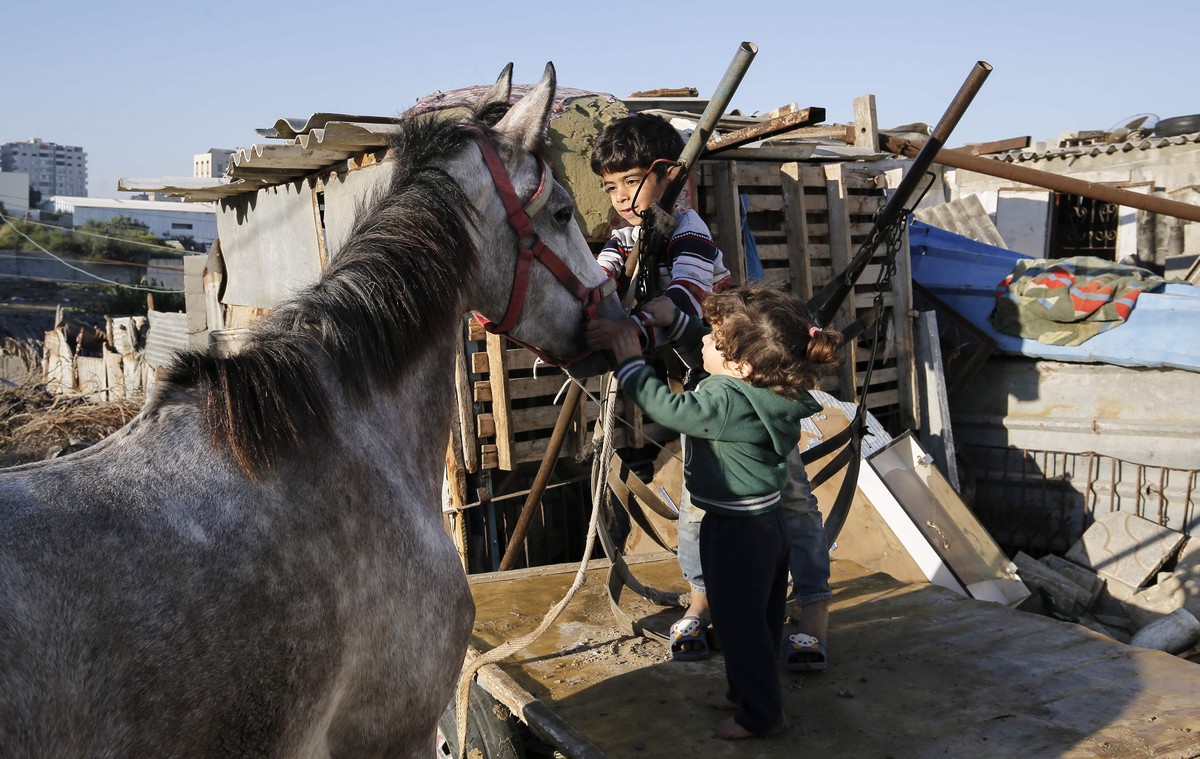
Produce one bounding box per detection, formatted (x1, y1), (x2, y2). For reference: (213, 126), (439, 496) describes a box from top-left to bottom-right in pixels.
(469, 556), (1200, 758)
(1040, 553), (1105, 608)
(1014, 551), (1093, 616)
(1066, 512), (1186, 589)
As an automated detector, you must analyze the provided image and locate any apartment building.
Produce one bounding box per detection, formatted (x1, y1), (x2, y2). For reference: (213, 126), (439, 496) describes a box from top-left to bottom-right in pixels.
(193, 148), (235, 179)
(1, 139), (88, 198)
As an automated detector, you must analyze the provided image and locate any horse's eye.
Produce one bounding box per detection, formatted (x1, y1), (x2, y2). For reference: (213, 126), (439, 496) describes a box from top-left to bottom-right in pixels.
(553, 206), (575, 225)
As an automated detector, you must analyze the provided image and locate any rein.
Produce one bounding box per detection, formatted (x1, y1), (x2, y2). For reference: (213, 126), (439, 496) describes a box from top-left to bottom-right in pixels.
(468, 130), (615, 367)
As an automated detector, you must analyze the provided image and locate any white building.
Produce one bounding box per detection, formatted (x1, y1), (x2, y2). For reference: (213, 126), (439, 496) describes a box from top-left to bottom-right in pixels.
(194, 149), (235, 179)
(1, 139), (88, 198)
(0, 171), (30, 217)
(51, 196), (217, 249)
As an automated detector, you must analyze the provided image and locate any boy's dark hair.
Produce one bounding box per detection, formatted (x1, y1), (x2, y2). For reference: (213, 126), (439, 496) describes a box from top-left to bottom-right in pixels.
(590, 113), (685, 177)
(703, 284), (843, 394)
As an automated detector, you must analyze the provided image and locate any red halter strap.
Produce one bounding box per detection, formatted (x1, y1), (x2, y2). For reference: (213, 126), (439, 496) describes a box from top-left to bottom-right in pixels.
(469, 130), (615, 365)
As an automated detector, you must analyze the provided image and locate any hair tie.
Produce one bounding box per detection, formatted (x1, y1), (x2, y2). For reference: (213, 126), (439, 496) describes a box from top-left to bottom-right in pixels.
(808, 326), (821, 338)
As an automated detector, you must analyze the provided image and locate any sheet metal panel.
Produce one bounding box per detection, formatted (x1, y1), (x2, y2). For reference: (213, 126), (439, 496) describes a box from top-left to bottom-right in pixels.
(144, 309), (189, 369)
(217, 179), (322, 308)
(321, 161), (393, 258)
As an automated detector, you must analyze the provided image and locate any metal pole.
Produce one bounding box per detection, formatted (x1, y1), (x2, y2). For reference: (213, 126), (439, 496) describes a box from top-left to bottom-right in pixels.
(808, 61), (992, 325)
(498, 43), (759, 572)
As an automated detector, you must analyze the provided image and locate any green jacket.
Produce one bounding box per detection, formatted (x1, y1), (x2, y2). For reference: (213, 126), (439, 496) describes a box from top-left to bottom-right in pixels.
(615, 314), (821, 516)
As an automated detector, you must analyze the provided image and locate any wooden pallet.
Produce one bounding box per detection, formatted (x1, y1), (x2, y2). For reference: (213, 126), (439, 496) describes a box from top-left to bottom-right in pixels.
(696, 158), (916, 431)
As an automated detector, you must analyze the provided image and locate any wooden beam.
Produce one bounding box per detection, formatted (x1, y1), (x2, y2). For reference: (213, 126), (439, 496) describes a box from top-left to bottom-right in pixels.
(853, 94), (879, 150)
(708, 162), (745, 284)
(485, 332), (515, 471)
(962, 135), (1030, 155)
(704, 107), (826, 155)
(780, 161), (814, 298)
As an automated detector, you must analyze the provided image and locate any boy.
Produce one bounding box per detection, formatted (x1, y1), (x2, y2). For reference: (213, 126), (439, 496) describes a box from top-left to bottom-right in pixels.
(588, 112), (730, 353)
(598, 285), (842, 739)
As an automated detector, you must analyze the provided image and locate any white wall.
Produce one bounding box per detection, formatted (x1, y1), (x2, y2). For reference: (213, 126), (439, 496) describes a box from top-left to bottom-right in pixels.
(0, 171), (30, 217)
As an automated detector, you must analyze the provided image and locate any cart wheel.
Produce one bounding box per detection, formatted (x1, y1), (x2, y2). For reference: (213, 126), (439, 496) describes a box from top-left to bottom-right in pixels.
(436, 682), (524, 759)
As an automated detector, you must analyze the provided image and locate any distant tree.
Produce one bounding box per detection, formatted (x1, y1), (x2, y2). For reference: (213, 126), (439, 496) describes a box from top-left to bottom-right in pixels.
(167, 235), (205, 252)
(29, 187), (42, 209)
(78, 216), (164, 262)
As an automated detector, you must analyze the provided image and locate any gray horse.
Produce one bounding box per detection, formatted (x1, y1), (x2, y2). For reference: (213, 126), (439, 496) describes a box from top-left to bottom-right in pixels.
(0, 64), (621, 758)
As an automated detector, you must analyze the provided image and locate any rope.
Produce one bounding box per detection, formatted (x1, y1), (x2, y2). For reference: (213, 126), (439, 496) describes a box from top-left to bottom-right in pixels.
(452, 374), (621, 759)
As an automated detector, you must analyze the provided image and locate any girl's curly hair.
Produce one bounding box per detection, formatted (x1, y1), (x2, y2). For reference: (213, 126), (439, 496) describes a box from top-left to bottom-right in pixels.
(703, 284), (843, 395)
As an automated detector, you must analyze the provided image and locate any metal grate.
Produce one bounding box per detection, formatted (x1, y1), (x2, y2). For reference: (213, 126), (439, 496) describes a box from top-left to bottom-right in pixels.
(964, 443), (1198, 557)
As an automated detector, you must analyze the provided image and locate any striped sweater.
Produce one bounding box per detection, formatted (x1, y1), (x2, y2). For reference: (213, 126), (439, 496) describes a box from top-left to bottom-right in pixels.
(597, 208), (731, 318)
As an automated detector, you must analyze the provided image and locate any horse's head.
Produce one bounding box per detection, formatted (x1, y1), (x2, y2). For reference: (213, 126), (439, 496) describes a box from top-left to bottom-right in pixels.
(449, 63), (623, 378)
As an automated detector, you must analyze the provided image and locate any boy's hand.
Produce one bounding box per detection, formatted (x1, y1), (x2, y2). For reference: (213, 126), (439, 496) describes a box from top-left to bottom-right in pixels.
(586, 317), (635, 351)
(609, 322), (643, 363)
(642, 296), (678, 327)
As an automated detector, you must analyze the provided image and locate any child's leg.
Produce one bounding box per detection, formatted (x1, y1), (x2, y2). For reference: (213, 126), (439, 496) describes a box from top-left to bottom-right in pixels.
(781, 447), (832, 663)
(700, 510), (789, 736)
(782, 446), (832, 608)
(672, 485), (711, 659)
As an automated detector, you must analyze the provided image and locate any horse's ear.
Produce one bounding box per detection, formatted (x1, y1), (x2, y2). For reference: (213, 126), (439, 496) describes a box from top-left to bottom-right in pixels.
(481, 62), (513, 107)
(495, 62), (556, 153)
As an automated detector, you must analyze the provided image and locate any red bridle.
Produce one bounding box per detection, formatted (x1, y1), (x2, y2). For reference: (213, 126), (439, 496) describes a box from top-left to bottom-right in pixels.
(469, 130), (615, 367)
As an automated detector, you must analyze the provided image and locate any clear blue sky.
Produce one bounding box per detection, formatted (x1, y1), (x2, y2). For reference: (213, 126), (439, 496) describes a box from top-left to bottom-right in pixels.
(5, 0), (1197, 200)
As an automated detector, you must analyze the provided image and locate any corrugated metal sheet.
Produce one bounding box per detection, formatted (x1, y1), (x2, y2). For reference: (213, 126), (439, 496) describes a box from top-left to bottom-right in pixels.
(216, 181), (323, 309)
(988, 131), (1200, 165)
(119, 116), (396, 203)
(144, 309), (189, 369)
(116, 93), (850, 205)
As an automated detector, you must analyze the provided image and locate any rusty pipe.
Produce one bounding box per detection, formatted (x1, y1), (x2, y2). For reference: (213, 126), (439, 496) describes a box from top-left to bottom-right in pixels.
(884, 135), (1200, 224)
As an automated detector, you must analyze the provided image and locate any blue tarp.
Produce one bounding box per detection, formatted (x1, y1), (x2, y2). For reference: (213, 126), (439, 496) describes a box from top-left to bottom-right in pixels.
(908, 220), (1200, 372)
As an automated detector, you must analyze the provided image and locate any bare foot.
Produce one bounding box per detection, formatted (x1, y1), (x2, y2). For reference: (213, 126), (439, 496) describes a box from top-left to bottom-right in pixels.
(706, 693), (737, 711)
(714, 716), (755, 740)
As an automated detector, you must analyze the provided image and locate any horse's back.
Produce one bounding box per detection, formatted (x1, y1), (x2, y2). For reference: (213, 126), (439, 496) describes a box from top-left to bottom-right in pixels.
(0, 422), (474, 757)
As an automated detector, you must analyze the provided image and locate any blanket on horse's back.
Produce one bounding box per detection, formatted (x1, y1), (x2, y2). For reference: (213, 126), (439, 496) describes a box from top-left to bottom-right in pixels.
(989, 256), (1165, 346)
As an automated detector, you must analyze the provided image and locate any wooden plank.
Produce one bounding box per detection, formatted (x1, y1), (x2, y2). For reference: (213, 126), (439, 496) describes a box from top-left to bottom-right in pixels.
(704, 107), (826, 155)
(472, 346), (545, 375)
(853, 94), (879, 150)
(445, 428), (468, 513)
(781, 161), (814, 300)
(964, 135), (1031, 155)
(454, 328), (479, 473)
(855, 365), (898, 385)
(731, 162), (786, 187)
(480, 445), (499, 471)
(476, 375), (572, 403)
(467, 317), (486, 340)
(823, 162), (859, 402)
(486, 332), (515, 471)
(740, 194), (785, 213)
(891, 225), (917, 432)
(708, 161), (745, 285)
(311, 178), (330, 271)
(777, 123), (855, 143)
(479, 405), (602, 438)
(753, 243), (791, 262)
(914, 311), (960, 492)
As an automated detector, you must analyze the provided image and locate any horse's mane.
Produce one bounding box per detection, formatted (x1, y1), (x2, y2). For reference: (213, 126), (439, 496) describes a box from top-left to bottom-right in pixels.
(161, 106), (505, 476)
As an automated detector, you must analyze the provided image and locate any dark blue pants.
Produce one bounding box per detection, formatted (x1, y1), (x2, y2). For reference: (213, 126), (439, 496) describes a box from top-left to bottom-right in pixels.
(699, 508), (789, 734)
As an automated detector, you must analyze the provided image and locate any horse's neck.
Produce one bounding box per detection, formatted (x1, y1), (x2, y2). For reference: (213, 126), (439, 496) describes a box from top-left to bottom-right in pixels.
(326, 342), (456, 494)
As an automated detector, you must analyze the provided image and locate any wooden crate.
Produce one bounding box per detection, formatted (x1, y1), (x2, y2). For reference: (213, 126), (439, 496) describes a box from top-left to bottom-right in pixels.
(696, 158), (916, 432)
(451, 317), (676, 477)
